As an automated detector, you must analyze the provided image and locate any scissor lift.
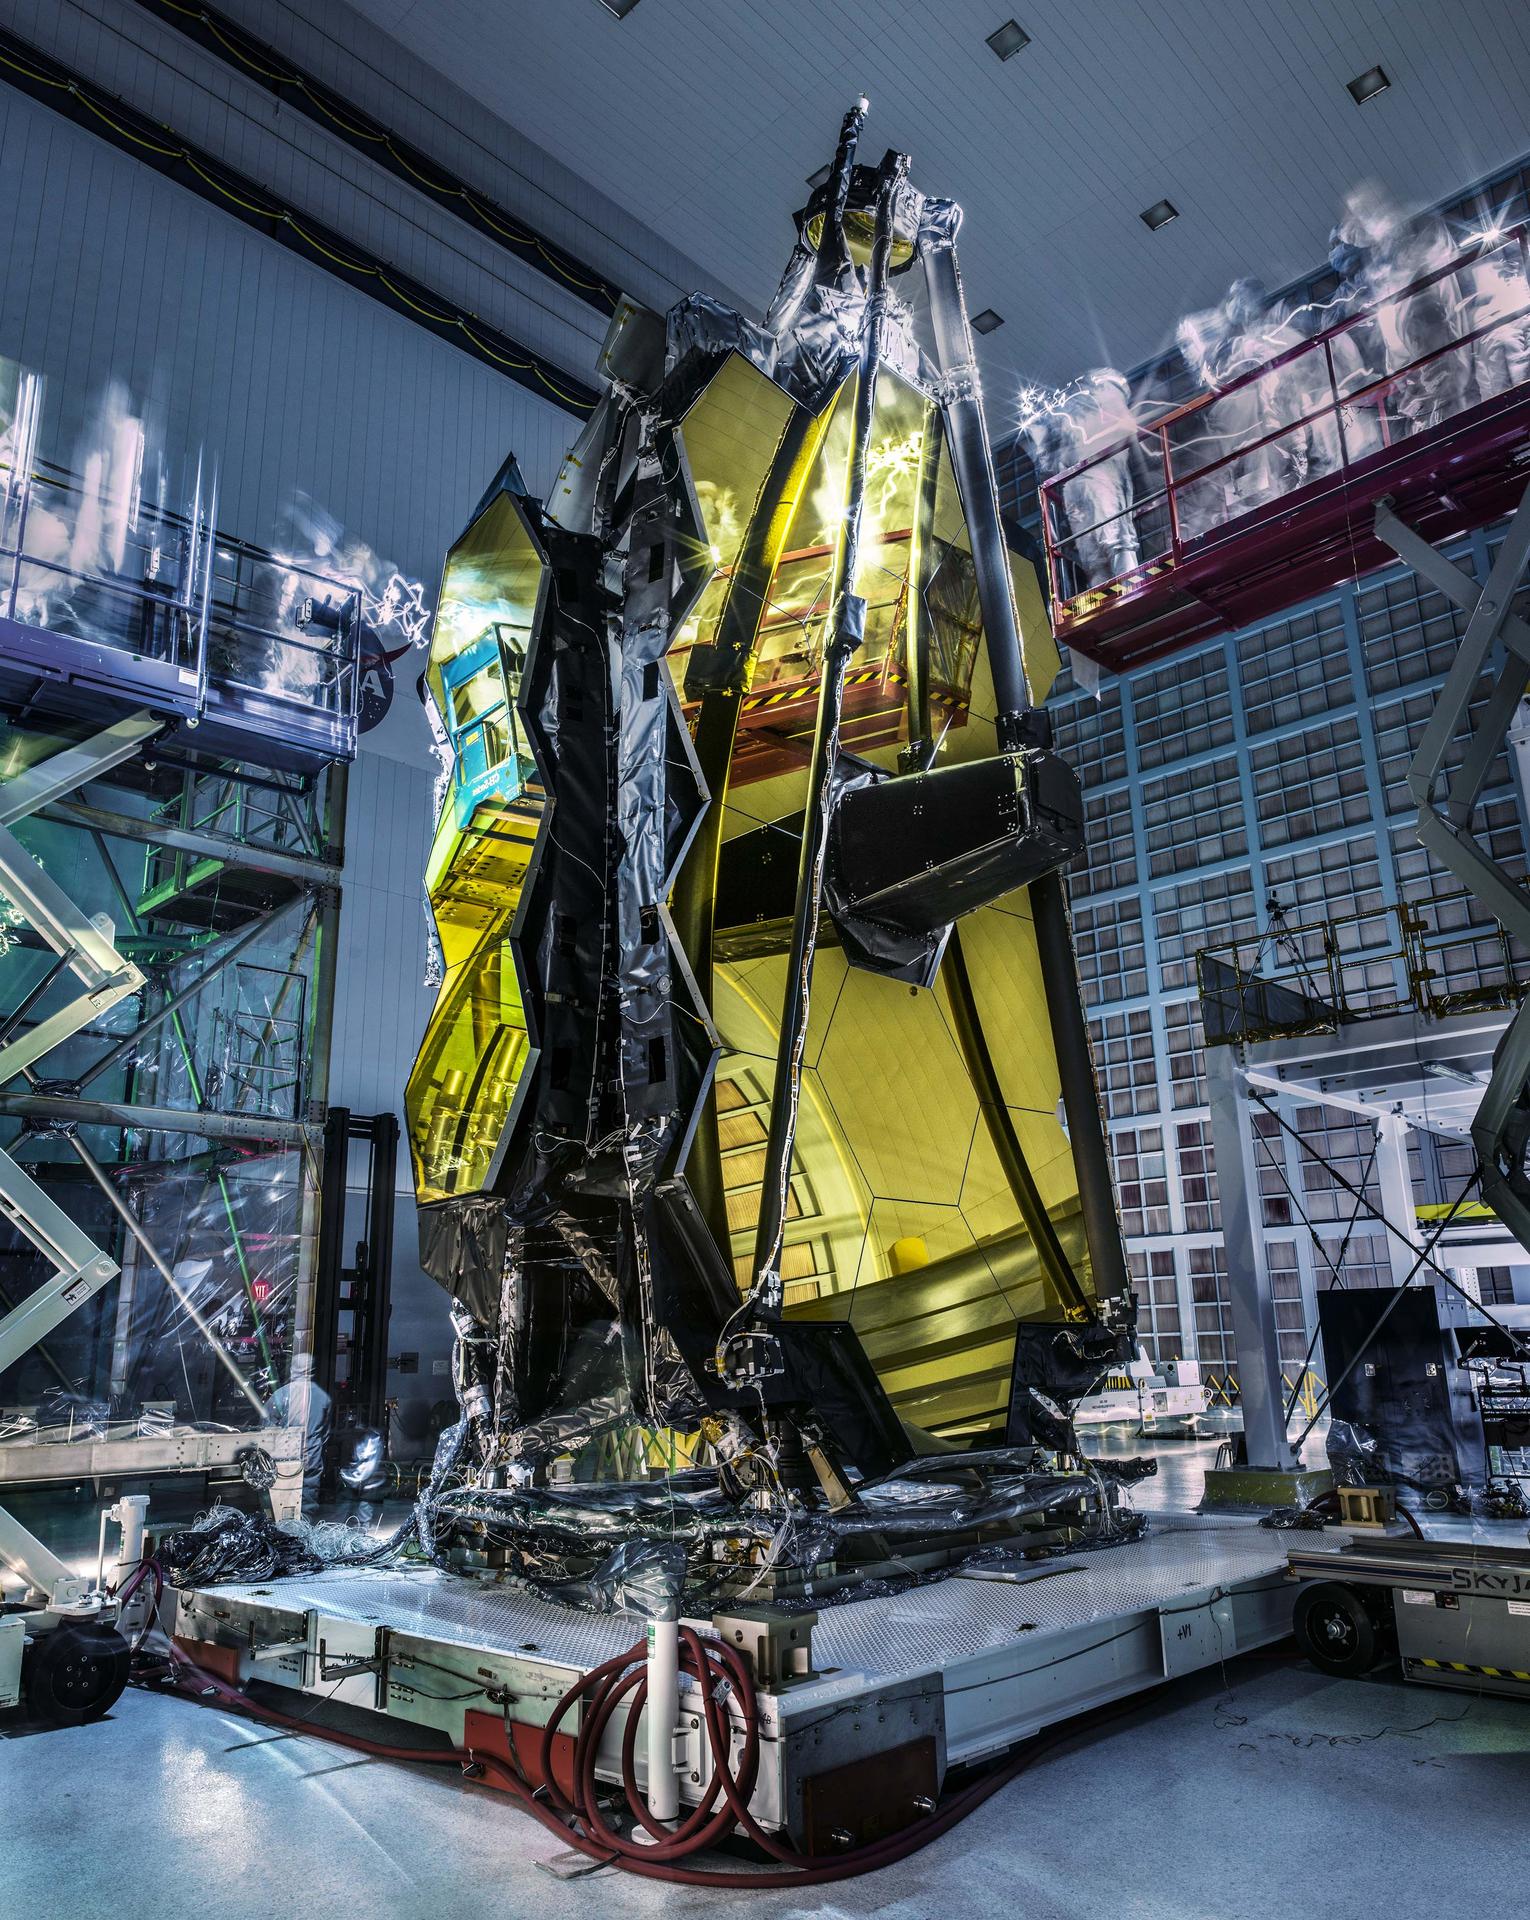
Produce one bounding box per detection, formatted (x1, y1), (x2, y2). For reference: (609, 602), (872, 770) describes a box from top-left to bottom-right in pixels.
(1040, 227), (1530, 673)
(1, 368), (361, 772)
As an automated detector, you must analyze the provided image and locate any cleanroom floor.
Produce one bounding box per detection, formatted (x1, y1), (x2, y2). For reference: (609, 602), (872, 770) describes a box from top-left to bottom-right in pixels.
(5, 1433), (1530, 1920)
(4, 1629), (1527, 1920)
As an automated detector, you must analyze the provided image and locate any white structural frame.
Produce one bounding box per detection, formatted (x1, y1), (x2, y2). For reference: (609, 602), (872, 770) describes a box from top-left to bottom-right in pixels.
(1207, 1003), (1511, 1467)
(0, 714), (306, 1610)
(1199, 478), (1530, 1470)
(0, 716), (158, 1605)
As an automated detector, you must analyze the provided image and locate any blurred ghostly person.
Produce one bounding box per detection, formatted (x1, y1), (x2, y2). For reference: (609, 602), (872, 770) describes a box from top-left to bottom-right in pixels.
(1312, 219), (1390, 464)
(1343, 187), (1474, 433)
(1175, 280), (1310, 533)
(1470, 238), (1530, 401)
(7, 381), (149, 637)
(267, 1351), (333, 1507)
(1047, 369), (1143, 589)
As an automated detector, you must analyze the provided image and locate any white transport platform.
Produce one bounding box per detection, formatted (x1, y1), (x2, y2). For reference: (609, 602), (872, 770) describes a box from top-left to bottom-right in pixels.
(174, 1509), (1350, 1845)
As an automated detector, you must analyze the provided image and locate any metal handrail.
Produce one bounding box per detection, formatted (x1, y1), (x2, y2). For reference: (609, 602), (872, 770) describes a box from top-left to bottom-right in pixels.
(1195, 887), (1530, 1044)
(1040, 226), (1530, 611)
(1, 438), (363, 727)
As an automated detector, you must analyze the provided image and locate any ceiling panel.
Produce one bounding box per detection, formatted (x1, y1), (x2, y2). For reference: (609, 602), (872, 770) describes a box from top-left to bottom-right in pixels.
(344, 0), (1530, 405)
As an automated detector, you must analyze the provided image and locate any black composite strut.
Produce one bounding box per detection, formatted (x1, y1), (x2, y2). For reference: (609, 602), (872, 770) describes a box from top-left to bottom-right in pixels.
(747, 131), (905, 1321)
(918, 197), (1031, 747)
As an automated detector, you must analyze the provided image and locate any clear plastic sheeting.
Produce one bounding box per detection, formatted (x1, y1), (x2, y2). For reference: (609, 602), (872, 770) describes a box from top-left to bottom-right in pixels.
(125, 1151), (309, 1412)
(0, 1143), (305, 1438)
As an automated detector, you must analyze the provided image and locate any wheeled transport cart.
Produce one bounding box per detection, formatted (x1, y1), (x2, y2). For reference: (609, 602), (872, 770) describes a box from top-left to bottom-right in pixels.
(1288, 1536), (1530, 1696)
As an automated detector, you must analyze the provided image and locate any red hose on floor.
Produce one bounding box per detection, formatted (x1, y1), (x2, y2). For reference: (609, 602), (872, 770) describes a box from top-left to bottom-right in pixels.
(156, 1633), (1076, 1887)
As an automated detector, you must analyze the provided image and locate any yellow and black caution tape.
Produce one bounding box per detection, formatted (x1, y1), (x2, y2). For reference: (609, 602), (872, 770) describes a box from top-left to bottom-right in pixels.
(0, 27), (598, 416)
(1411, 1657), (1530, 1681)
(146, 0), (620, 310)
(740, 661), (975, 718)
(1416, 1199), (1498, 1224)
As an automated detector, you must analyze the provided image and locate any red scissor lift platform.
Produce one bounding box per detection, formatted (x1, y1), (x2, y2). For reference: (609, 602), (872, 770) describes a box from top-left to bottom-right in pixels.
(1041, 229), (1530, 672)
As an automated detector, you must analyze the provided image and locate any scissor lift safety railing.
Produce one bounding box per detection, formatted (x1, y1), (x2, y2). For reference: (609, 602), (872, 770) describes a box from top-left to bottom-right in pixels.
(1, 376), (362, 771)
(1040, 228), (1530, 671)
(0, 464), (212, 725)
(1197, 890), (1530, 1048)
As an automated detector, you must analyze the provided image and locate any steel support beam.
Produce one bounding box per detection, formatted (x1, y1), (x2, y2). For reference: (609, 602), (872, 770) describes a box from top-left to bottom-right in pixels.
(1375, 484), (1530, 1253)
(1508, 701), (1530, 847)
(39, 798), (342, 885)
(0, 711), (161, 826)
(1204, 1041), (1298, 1469)
(1374, 1111), (1426, 1289)
(290, 770), (346, 1378)
(0, 1423), (302, 1487)
(0, 1090), (315, 1145)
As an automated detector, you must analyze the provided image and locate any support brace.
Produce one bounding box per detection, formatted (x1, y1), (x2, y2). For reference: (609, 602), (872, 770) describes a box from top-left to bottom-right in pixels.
(1374, 484), (1530, 1255)
(0, 722), (144, 1603)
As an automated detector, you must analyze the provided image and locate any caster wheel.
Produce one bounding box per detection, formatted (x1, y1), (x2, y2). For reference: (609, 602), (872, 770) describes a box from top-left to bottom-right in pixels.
(1293, 1582), (1383, 1678)
(22, 1623), (132, 1725)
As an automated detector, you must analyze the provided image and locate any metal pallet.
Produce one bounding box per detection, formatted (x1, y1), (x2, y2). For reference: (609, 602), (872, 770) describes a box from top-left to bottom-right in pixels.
(174, 1510), (1350, 1841)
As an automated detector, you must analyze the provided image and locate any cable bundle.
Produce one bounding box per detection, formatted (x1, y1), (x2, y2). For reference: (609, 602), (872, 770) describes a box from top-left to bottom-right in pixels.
(157, 1624), (1084, 1888)
(156, 1507), (324, 1585)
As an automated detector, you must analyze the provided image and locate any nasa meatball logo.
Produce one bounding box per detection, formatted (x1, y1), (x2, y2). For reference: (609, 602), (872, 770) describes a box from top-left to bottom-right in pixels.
(358, 631), (411, 734)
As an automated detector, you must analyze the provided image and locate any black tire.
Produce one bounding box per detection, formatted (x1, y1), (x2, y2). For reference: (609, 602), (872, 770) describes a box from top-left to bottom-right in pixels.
(22, 1623), (131, 1725)
(1293, 1581), (1381, 1678)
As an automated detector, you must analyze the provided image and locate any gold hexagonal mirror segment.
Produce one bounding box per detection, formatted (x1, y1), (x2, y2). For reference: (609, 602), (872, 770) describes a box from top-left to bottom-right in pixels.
(406, 487), (548, 1204)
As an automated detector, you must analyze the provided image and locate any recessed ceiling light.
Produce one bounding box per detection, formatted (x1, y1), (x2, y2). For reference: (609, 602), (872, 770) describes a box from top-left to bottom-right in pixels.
(1140, 198), (1179, 232)
(971, 308), (1005, 334)
(596, 0), (642, 17)
(1346, 64), (1391, 105)
(806, 163), (833, 190)
(986, 20), (1031, 60)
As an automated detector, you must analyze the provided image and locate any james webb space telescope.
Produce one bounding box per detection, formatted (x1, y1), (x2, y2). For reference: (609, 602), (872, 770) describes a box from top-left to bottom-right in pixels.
(402, 105), (1135, 1598)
